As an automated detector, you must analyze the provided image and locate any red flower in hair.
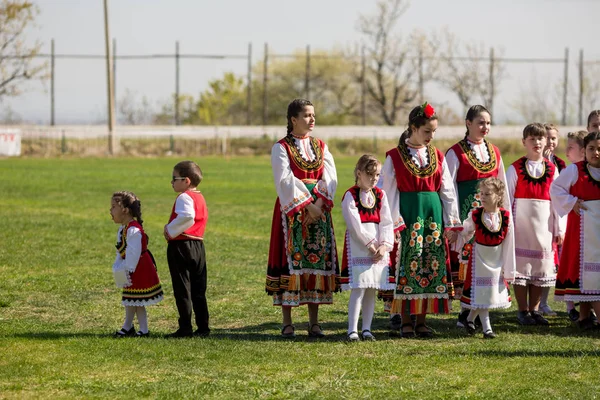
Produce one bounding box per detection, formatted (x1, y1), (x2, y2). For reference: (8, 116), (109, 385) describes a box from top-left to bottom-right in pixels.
(423, 103), (435, 118)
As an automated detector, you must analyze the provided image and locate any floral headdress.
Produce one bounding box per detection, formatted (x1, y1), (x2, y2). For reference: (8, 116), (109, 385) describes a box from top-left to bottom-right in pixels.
(416, 102), (435, 119)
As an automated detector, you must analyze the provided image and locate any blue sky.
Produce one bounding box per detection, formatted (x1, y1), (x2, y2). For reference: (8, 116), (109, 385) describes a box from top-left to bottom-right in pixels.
(4, 0), (599, 124)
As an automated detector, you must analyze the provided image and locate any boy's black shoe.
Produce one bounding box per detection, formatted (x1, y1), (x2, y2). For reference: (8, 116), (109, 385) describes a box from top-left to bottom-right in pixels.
(194, 329), (210, 338)
(530, 311), (549, 326)
(165, 329), (193, 338)
(568, 308), (580, 322)
(516, 311), (536, 325)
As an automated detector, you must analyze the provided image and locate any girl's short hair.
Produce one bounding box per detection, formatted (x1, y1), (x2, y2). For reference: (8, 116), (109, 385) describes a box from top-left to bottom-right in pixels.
(587, 110), (600, 127)
(112, 191), (143, 225)
(477, 177), (505, 208)
(174, 161), (202, 186)
(584, 132), (600, 149)
(567, 130), (587, 148)
(354, 154), (380, 184)
(522, 123), (546, 140)
(544, 123), (559, 133)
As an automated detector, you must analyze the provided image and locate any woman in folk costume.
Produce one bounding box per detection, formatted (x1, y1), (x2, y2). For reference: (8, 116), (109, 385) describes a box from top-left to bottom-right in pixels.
(458, 178), (515, 339)
(506, 123), (565, 326)
(551, 132), (600, 330)
(380, 102), (461, 338)
(446, 105), (512, 328)
(265, 99), (339, 339)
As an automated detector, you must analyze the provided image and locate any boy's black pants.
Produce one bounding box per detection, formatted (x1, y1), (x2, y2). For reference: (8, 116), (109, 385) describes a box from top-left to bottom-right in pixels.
(167, 240), (209, 333)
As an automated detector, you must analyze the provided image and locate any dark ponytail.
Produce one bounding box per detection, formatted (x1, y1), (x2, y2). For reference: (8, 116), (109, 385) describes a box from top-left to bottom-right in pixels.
(112, 191), (144, 226)
(464, 105), (491, 140)
(286, 99), (313, 134)
(398, 103), (438, 147)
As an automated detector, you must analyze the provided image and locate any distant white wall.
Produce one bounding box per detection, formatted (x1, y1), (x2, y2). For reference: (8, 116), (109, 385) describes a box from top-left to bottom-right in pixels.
(7, 125), (586, 140)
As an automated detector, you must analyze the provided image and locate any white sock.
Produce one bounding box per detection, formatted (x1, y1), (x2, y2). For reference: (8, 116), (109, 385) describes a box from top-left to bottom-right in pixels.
(348, 288), (365, 334)
(361, 289), (376, 332)
(479, 310), (492, 332)
(540, 287), (550, 307)
(467, 309), (479, 323)
(136, 306), (148, 333)
(566, 301), (575, 312)
(123, 306), (135, 330)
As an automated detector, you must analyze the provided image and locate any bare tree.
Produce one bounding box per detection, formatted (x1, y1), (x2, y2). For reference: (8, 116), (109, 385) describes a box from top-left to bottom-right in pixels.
(509, 70), (560, 123)
(0, 1), (46, 99)
(438, 29), (504, 115)
(118, 89), (154, 125)
(357, 0), (427, 126)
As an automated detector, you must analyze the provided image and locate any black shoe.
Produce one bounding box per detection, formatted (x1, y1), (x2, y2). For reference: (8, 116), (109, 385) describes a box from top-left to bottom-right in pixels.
(457, 309), (469, 328)
(483, 330), (497, 339)
(401, 322), (415, 339)
(568, 308), (580, 322)
(591, 311), (598, 323)
(165, 329), (193, 338)
(530, 311), (549, 326)
(194, 329), (210, 338)
(113, 326), (136, 338)
(308, 324), (325, 338)
(389, 314), (402, 330)
(135, 331), (150, 337)
(577, 317), (598, 331)
(415, 323), (434, 339)
(347, 331), (360, 342)
(361, 330), (376, 341)
(465, 320), (476, 335)
(516, 311), (536, 325)
(280, 325), (295, 339)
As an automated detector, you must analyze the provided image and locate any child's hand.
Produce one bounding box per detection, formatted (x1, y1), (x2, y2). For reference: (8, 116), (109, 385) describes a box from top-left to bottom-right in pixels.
(555, 235), (564, 246)
(543, 148), (553, 159)
(306, 203), (323, 221)
(573, 199), (588, 216)
(394, 230), (402, 243)
(163, 225), (170, 241)
(373, 246), (386, 262)
(444, 230), (458, 243)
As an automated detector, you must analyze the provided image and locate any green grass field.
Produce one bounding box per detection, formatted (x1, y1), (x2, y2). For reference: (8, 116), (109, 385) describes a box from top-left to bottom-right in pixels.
(1, 152), (599, 399)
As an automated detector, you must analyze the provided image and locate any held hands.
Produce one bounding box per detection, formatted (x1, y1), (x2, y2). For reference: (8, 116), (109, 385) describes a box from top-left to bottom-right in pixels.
(573, 199), (588, 216)
(303, 198), (325, 226)
(444, 230), (458, 243)
(554, 235), (564, 246)
(368, 244), (385, 262)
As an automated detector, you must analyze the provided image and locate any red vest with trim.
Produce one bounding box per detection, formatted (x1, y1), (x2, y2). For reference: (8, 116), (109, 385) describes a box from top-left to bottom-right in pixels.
(168, 190), (208, 241)
(570, 161), (600, 201)
(511, 157), (554, 201)
(471, 207), (510, 246)
(278, 135), (325, 180)
(344, 186), (384, 224)
(449, 140), (501, 183)
(386, 144), (443, 192)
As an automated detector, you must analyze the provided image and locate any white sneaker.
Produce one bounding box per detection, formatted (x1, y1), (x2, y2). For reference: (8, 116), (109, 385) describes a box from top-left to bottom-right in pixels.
(539, 304), (557, 316)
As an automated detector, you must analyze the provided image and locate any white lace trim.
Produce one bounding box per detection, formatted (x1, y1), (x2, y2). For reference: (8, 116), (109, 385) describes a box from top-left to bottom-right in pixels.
(555, 294), (600, 302)
(393, 293), (449, 300)
(460, 302), (511, 310)
(513, 277), (556, 287)
(342, 283), (395, 291)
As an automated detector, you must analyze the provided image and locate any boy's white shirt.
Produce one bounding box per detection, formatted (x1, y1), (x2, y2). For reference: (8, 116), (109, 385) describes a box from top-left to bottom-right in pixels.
(165, 192), (195, 238)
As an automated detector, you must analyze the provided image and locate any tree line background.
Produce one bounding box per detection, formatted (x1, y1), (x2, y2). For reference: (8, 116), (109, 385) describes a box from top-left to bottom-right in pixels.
(1, 0), (599, 127)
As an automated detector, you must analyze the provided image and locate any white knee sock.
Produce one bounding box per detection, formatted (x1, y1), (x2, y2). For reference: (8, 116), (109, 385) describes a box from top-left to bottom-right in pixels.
(136, 306), (148, 333)
(479, 310), (492, 332)
(348, 288), (365, 334)
(123, 306), (135, 330)
(540, 287), (550, 307)
(467, 309), (479, 322)
(361, 289), (376, 332)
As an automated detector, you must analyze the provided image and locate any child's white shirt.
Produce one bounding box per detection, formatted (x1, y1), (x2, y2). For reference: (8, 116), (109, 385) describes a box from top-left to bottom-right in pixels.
(166, 192), (195, 238)
(550, 163), (600, 217)
(341, 189), (394, 252)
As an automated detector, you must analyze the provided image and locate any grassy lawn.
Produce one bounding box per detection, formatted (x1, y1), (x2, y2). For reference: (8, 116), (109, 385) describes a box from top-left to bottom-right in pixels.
(0, 150), (597, 399)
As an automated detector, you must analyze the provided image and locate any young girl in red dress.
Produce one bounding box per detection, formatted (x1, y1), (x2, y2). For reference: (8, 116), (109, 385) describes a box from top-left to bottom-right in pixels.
(552, 132), (600, 329)
(458, 178), (515, 339)
(341, 155), (394, 341)
(110, 191), (163, 337)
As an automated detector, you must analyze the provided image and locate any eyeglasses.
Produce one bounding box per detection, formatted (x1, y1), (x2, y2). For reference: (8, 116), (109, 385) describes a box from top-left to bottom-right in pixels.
(172, 176), (187, 181)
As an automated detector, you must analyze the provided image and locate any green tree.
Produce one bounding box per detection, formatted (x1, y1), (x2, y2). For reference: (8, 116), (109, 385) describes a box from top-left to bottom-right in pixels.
(0, 0), (46, 98)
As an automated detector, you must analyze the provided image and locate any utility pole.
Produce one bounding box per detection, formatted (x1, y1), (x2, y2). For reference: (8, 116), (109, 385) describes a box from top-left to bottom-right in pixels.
(103, 0), (116, 154)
